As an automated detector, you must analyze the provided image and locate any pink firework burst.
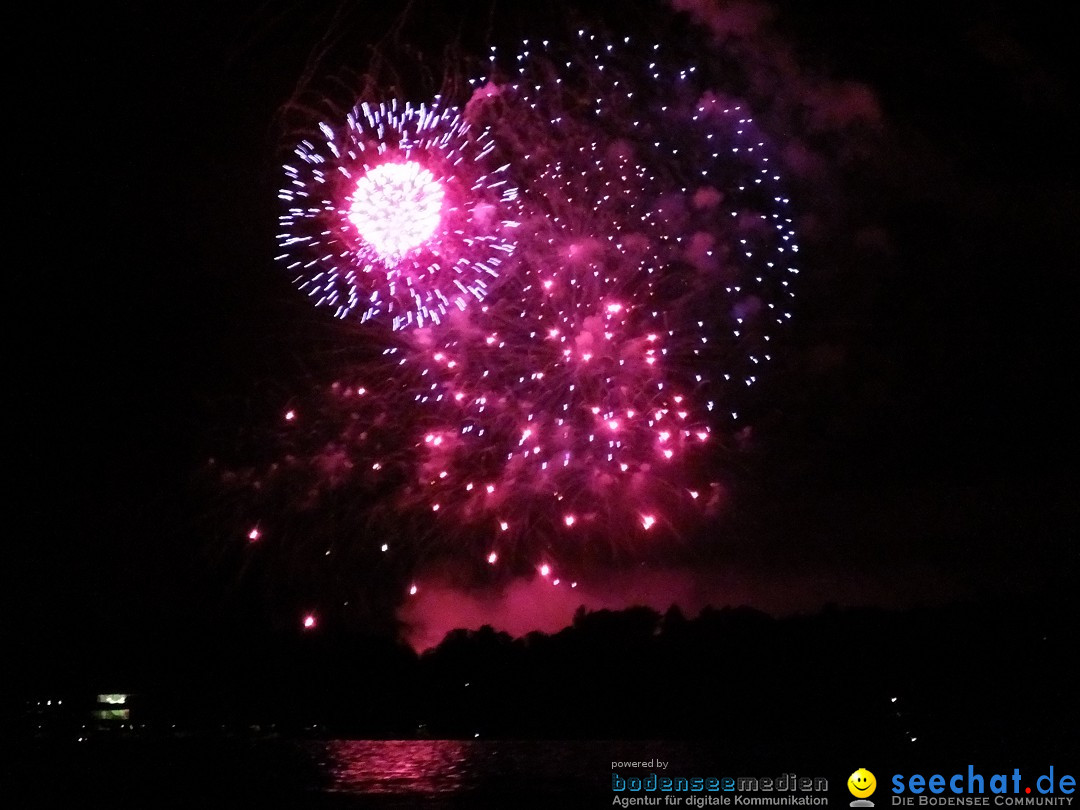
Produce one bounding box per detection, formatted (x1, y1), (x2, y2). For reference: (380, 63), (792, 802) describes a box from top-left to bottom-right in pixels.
(217, 27), (800, 613)
(277, 98), (520, 329)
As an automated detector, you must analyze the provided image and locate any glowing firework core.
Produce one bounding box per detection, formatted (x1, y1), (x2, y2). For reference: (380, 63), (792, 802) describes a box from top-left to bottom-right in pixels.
(348, 161), (444, 262)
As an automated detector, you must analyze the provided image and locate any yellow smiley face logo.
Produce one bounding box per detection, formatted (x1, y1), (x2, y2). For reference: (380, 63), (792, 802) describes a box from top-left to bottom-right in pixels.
(848, 768), (877, 798)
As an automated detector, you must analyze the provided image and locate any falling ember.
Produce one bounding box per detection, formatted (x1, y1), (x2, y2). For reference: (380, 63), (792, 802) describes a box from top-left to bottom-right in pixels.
(641, 514), (656, 530)
(247, 527), (261, 542)
(409, 584), (419, 595)
(487, 551), (498, 564)
(539, 564), (551, 577)
(302, 613), (317, 630)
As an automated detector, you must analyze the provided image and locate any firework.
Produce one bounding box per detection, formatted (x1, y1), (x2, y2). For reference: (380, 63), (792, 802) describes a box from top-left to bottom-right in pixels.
(221, 27), (799, 611)
(277, 97), (520, 330)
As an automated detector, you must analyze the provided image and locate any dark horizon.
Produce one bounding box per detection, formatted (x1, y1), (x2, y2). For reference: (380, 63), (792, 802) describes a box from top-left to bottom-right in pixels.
(11, 595), (1077, 761)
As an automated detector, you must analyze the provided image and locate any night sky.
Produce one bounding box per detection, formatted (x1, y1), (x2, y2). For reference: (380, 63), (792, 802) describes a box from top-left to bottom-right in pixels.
(10, 1), (1077, 680)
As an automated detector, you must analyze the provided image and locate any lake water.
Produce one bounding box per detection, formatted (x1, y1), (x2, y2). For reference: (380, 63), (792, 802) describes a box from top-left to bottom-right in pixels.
(11, 736), (743, 808)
